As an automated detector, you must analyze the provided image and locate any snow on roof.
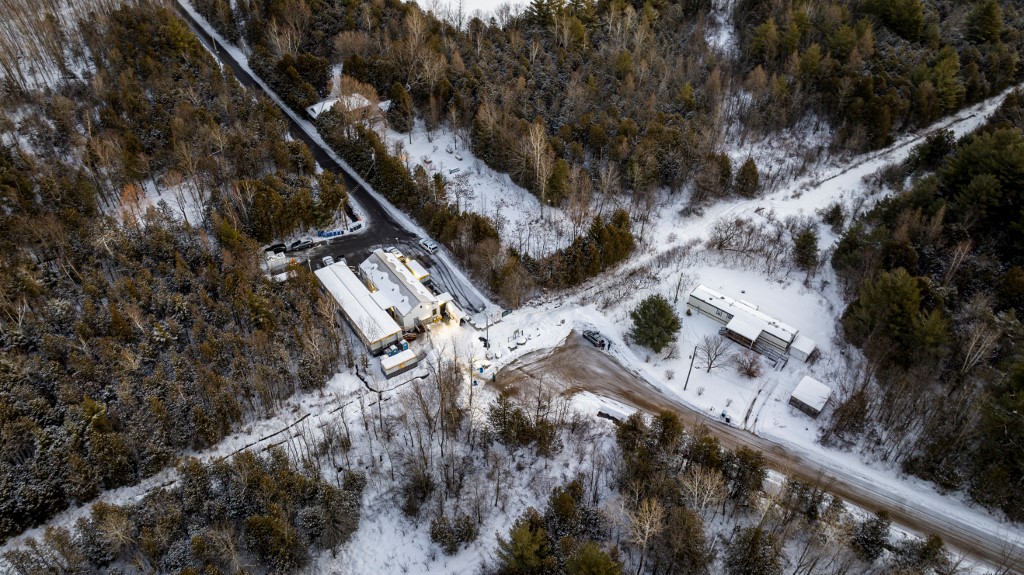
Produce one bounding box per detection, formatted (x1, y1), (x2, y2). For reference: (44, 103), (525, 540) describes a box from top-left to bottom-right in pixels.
(339, 93), (371, 111)
(381, 349), (417, 371)
(360, 250), (437, 316)
(691, 285), (799, 345)
(306, 98), (338, 119)
(305, 94), (374, 119)
(792, 376), (832, 412)
(404, 258), (430, 281)
(446, 301), (466, 323)
(791, 334), (817, 356)
(315, 262), (401, 344)
(726, 316), (762, 342)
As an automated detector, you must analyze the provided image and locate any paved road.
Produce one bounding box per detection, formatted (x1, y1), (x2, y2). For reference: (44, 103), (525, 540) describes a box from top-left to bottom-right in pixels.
(172, 2), (485, 314)
(499, 332), (1024, 571)
(172, 1), (414, 251)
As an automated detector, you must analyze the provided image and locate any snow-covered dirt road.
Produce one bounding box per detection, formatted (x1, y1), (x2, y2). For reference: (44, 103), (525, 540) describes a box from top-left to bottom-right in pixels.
(498, 331), (1024, 571)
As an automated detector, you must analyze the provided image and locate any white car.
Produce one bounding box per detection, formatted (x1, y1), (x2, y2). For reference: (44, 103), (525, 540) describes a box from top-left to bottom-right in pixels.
(384, 246), (402, 257)
(322, 256), (335, 266)
(419, 238), (439, 254)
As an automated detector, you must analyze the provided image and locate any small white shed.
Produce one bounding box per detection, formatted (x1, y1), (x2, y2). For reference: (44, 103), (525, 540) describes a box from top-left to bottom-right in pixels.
(790, 376), (832, 418)
(381, 349), (419, 378)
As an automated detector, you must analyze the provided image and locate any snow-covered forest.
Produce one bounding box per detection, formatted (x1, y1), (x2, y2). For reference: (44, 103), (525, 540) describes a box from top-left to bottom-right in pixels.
(1, 0), (1024, 573)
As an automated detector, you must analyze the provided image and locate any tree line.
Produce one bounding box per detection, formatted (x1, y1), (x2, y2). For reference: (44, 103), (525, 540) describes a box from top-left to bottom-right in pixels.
(829, 90), (1024, 521)
(489, 409), (961, 575)
(0, 1), (349, 540)
(3, 449), (366, 574)
(735, 0), (1023, 151)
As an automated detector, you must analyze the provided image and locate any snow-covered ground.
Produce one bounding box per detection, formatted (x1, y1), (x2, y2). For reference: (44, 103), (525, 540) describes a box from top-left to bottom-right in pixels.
(12, 3), (1017, 572)
(413, 0), (527, 25)
(380, 121), (576, 257)
(120, 179), (206, 227)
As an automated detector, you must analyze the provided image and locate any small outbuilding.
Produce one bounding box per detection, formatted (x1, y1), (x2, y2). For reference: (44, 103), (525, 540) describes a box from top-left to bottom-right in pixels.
(381, 349), (419, 378)
(789, 376), (832, 418)
(789, 334), (818, 363)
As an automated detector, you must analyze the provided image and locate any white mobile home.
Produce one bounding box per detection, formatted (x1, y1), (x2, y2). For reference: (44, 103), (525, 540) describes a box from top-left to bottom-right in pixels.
(687, 285), (817, 360)
(315, 261), (403, 354)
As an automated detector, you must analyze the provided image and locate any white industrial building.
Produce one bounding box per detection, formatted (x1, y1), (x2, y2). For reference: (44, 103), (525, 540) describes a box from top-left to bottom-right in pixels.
(360, 249), (461, 329)
(315, 262), (403, 353)
(789, 376), (832, 418)
(315, 250), (464, 354)
(687, 285), (817, 362)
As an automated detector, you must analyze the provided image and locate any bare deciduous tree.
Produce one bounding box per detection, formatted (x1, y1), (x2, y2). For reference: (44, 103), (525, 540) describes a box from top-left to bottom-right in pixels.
(628, 497), (665, 575)
(680, 465), (727, 521)
(696, 334), (729, 373)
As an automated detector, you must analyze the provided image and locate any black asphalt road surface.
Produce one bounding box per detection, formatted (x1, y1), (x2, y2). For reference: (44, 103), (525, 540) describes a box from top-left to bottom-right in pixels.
(173, 2), (484, 313)
(173, 1), (415, 251)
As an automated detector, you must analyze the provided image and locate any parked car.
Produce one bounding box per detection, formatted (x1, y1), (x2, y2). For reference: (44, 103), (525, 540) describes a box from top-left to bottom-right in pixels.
(454, 153), (463, 161)
(384, 246), (403, 257)
(287, 238), (313, 252)
(322, 256), (335, 266)
(582, 330), (609, 349)
(265, 243), (286, 254)
(419, 238), (439, 254)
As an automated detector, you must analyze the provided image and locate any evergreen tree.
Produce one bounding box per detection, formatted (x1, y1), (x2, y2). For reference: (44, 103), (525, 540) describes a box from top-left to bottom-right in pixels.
(630, 294), (681, 353)
(734, 158), (760, 198)
(792, 227), (819, 273)
(841, 268), (946, 364)
(725, 527), (782, 575)
(565, 542), (622, 575)
(495, 508), (555, 575)
(864, 0), (924, 41)
(971, 364), (1024, 521)
(851, 510), (891, 562)
(525, 0), (564, 28)
(387, 82), (414, 133)
(968, 0), (1003, 44)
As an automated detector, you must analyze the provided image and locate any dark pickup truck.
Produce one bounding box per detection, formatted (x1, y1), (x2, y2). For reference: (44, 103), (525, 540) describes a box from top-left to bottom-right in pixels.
(582, 330), (609, 349)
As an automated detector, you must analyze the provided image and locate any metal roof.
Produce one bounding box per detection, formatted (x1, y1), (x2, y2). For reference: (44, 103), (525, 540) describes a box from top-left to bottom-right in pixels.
(691, 285), (799, 345)
(315, 261), (401, 345)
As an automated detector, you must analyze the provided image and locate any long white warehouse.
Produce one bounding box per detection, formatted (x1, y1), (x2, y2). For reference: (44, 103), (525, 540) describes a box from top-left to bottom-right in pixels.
(315, 261), (403, 353)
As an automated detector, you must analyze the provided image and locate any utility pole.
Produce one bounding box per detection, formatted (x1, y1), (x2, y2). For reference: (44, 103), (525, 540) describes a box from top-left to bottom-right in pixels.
(683, 345), (697, 391)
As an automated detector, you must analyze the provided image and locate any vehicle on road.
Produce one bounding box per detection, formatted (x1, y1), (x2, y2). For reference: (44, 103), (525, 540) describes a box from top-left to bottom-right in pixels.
(419, 238), (439, 254)
(322, 256), (335, 266)
(582, 330), (609, 349)
(287, 238), (313, 252)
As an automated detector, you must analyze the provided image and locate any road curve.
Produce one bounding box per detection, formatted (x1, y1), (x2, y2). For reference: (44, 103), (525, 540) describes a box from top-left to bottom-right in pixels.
(171, 0), (414, 252)
(499, 332), (1024, 571)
